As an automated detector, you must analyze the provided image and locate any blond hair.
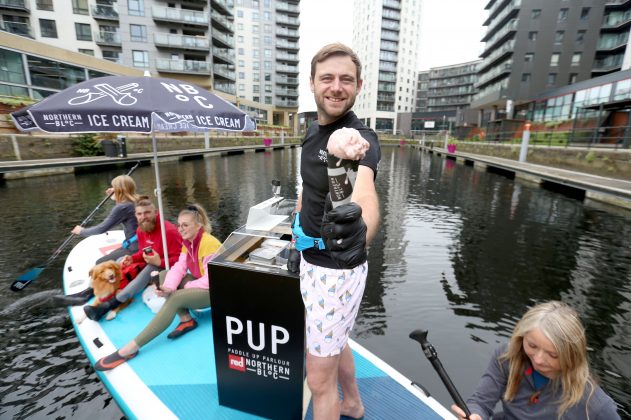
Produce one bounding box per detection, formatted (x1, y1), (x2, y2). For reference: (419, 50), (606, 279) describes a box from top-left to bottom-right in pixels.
(502, 301), (594, 418)
(310, 43), (362, 81)
(179, 203), (212, 234)
(111, 175), (138, 204)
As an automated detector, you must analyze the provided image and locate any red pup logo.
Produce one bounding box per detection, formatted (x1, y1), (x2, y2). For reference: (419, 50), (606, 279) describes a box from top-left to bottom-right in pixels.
(228, 354), (245, 372)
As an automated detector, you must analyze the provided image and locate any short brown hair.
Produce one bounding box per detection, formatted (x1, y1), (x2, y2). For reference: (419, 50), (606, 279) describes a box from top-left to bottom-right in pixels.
(135, 195), (154, 208)
(310, 43), (362, 81)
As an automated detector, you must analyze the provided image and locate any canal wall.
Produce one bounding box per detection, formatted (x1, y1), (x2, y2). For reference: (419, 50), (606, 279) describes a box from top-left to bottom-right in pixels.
(442, 142), (631, 181)
(0, 134), (301, 161)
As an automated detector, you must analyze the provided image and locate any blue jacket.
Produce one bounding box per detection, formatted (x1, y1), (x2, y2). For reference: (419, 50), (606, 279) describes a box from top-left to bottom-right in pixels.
(467, 344), (620, 420)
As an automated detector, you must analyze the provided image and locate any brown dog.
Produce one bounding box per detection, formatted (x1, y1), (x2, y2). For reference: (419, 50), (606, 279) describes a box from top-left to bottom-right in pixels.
(87, 261), (132, 321)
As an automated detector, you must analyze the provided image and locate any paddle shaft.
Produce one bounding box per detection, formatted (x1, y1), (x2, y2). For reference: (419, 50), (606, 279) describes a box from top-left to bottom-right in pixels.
(11, 161), (140, 290)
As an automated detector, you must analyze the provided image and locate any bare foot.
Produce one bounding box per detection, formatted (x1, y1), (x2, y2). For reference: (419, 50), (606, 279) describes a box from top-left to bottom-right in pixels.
(340, 400), (365, 419)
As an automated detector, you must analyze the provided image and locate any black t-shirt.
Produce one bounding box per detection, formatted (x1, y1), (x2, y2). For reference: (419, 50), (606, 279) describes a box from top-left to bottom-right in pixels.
(300, 111), (381, 268)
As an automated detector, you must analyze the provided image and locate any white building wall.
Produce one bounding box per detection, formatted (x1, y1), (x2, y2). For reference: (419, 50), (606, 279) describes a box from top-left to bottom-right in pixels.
(352, 0), (421, 134)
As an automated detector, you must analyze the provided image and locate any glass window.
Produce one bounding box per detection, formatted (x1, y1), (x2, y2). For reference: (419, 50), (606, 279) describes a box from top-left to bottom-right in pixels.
(0, 49), (26, 85)
(528, 31), (537, 41)
(524, 53), (534, 62)
(571, 53), (581, 65)
(253, 61), (260, 70)
(264, 35), (271, 45)
(238, 35), (244, 43)
(0, 83), (29, 96)
(237, 10), (243, 17)
(614, 79), (631, 101)
(79, 49), (94, 56)
(265, 96), (272, 104)
(555, 31), (564, 44)
(238, 59), (245, 67)
(547, 73), (557, 86)
(132, 50), (149, 68)
(532, 9), (541, 19)
(522, 73), (530, 82)
(264, 73), (271, 81)
(252, 12), (259, 20)
(558, 8), (568, 22)
(253, 85), (260, 93)
(27, 55), (86, 90)
(264, 11), (271, 20)
(550, 53), (560, 66)
(102, 50), (121, 63)
(238, 48), (244, 55)
(253, 72), (260, 81)
(130, 24), (147, 42)
(36, 0), (54, 11)
(75, 23), (92, 41)
(72, 0), (89, 14)
(264, 60), (271, 69)
(238, 84), (245, 91)
(580, 7), (590, 20)
(128, 0), (144, 16)
(264, 49), (271, 57)
(568, 73), (577, 84)
(237, 23), (244, 30)
(239, 72), (245, 79)
(576, 30), (585, 45)
(264, 24), (271, 32)
(265, 84), (272, 92)
(253, 49), (259, 58)
(39, 19), (58, 38)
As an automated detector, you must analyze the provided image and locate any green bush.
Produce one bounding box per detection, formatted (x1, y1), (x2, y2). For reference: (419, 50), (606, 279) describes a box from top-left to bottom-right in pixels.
(72, 134), (103, 156)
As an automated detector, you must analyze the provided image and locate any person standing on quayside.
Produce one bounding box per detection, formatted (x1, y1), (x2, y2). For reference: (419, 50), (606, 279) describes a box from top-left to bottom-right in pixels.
(288, 43), (381, 420)
(83, 196), (182, 321)
(71, 175), (139, 264)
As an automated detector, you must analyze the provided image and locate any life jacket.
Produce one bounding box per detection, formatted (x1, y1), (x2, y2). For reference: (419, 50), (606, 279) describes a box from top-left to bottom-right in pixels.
(121, 262), (145, 284)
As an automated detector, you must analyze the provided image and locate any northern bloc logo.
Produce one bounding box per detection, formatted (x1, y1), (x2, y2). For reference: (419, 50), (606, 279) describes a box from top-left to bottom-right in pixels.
(228, 354), (245, 372)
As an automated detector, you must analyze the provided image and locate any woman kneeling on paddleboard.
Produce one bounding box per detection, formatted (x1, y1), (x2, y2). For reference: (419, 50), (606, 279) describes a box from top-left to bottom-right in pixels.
(452, 301), (620, 420)
(95, 203), (222, 371)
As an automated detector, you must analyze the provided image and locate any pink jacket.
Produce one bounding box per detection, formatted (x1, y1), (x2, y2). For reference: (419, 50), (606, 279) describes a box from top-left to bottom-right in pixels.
(162, 231), (221, 290)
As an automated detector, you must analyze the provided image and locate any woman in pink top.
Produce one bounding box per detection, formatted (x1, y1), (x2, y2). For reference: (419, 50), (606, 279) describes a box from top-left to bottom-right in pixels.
(94, 203), (221, 371)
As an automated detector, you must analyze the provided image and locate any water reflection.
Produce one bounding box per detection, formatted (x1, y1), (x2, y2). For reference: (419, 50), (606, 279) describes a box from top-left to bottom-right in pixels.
(0, 147), (629, 418)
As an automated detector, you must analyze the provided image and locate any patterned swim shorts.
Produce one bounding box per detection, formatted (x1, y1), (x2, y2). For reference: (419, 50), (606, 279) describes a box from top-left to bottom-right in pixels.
(299, 258), (368, 357)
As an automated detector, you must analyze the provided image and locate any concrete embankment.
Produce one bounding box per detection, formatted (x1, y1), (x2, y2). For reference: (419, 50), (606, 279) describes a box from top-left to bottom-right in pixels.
(417, 144), (631, 211)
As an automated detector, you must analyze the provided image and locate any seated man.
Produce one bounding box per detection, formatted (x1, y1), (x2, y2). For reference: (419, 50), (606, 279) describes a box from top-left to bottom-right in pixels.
(84, 196), (182, 321)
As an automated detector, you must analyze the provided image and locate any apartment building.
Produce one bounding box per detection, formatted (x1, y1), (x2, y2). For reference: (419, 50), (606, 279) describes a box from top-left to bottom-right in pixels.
(471, 0), (631, 125)
(352, 0), (421, 133)
(414, 70), (428, 112)
(0, 0), (299, 128)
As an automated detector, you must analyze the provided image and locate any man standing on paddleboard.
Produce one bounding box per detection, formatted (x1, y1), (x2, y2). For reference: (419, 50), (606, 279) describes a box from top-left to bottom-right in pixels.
(289, 43), (381, 420)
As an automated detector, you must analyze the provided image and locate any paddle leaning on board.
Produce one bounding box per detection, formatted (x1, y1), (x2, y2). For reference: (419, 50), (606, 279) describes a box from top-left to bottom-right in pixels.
(10, 161), (141, 292)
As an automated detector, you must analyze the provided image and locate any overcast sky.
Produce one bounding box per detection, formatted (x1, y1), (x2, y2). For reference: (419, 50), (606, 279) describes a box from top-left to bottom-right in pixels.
(298, 0), (488, 112)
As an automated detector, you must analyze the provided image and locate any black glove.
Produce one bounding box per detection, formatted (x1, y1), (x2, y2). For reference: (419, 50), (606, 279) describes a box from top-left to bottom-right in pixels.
(287, 247), (301, 274)
(321, 195), (367, 269)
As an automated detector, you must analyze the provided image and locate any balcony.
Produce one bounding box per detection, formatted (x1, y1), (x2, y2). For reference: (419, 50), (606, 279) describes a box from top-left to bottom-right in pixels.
(276, 2), (299, 15)
(213, 47), (235, 64)
(211, 11), (233, 32)
(156, 58), (210, 74)
(0, 20), (32, 37)
(154, 33), (209, 50)
(276, 76), (298, 85)
(276, 40), (299, 50)
(210, 0), (232, 16)
(95, 30), (121, 46)
(276, 52), (298, 62)
(383, 0), (400, 10)
(92, 4), (119, 20)
(211, 30), (234, 48)
(475, 60), (511, 88)
(480, 18), (516, 56)
(275, 88), (298, 97)
(602, 11), (631, 29)
(597, 32), (629, 51)
(478, 39), (514, 72)
(214, 82), (235, 95)
(276, 27), (299, 38)
(152, 5), (208, 27)
(381, 30), (399, 42)
(592, 54), (624, 73)
(482, 0), (520, 42)
(275, 99), (298, 108)
(605, 0), (631, 7)
(0, 0), (29, 12)
(276, 15), (299, 27)
(213, 64), (235, 80)
(276, 64), (299, 74)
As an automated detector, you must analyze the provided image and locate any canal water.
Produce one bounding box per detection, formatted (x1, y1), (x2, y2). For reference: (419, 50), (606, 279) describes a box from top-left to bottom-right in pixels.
(0, 146), (629, 419)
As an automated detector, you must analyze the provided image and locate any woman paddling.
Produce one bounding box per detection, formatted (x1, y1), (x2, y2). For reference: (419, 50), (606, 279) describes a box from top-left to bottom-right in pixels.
(452, 301), (620, 420)
(72, 175), (139, 264)
(94, 203), (221, 370)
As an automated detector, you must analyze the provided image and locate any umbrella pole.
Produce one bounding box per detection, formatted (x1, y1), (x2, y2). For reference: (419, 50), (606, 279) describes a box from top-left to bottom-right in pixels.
(152, 132), (170, 270)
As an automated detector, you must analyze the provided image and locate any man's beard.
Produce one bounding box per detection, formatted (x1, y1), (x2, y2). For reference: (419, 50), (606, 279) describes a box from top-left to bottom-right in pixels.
(140, 219), (156, 232)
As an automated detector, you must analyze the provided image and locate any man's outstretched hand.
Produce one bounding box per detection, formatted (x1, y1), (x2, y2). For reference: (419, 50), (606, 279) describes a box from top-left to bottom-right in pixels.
(321, 196), (367, 269)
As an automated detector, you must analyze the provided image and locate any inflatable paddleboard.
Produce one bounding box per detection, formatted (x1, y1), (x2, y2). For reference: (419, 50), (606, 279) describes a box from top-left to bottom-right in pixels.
(64, 231), (453, 419)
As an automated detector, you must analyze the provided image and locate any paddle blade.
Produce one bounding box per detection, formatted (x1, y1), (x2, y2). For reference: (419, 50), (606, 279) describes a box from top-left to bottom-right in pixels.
(11, 267), (45, 291)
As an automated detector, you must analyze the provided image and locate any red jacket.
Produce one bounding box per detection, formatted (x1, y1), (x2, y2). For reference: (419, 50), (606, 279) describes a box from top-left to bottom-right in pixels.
(131, 214), (182, 268)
